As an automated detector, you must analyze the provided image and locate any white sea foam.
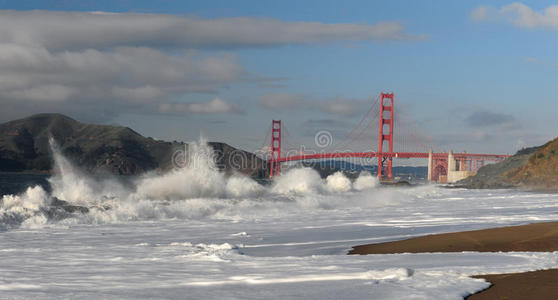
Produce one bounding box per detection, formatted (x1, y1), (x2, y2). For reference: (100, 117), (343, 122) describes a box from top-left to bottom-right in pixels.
(2, 138), (398, 229)
(2, 185), (48, 213)
(326, 171), (352, 192)
(225, 176), (265, 198)
(3, 141), (558, 298)
(271, 167), (324, 195)
(353, 171), (379, 190)
(48, 137), (98, 205)
(134, 140), (226, 200)
(183, 267), (414, 286)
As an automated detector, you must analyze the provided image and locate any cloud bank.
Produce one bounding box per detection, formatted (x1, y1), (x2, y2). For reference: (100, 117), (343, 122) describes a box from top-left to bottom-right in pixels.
(0, 45), (246, 120)
(0, 10), (418, 50)
(0, 10), (417, 121)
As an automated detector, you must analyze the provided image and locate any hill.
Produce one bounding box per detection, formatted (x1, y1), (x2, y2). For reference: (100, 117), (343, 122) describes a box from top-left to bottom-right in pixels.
(457, 138), (558, 190)
(0, 113), (265, 177)
(506, 138), (558, 188)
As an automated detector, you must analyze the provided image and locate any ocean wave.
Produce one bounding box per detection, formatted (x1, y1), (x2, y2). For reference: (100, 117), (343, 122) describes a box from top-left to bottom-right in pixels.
(0, 138), (422, 230)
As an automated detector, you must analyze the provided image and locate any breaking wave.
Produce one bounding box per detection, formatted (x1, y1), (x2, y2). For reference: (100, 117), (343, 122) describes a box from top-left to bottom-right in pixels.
(0, 138), (421, 230)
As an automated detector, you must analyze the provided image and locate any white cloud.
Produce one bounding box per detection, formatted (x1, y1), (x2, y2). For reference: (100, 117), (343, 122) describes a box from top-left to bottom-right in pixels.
(0, 45), (249, 120)
(0, 45), (246, 95)
(158, 98), (241, 114)
(499, 2), (558, 29)
(0, 10), (419, 50)
(0, 10), (420, 121)
(472, 3), (558, 30)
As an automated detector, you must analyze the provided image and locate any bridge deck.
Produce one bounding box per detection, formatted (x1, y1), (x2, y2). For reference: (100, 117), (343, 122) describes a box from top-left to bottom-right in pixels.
(277, 152), (509, 163)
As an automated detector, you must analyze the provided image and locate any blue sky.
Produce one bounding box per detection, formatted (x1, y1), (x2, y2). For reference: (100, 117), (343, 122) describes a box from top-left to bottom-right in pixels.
(0, 1), (557, 158)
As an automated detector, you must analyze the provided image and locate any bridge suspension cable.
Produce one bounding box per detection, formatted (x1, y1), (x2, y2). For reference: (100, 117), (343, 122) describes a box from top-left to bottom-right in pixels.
(262, 91), (510, 182)
(394, 100), (438, 153)
(329, 95), (381, 152)
(256, 122), (272, 156)
(282, 123), (307, 153)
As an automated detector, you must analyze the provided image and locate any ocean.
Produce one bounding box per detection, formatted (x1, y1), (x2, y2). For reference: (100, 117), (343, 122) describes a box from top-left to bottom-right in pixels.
(1, 140), (558, 299)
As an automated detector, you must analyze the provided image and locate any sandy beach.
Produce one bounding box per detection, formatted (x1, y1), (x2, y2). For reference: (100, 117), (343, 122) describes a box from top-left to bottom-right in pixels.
(349, 221), (558, 254)
(349, 221), (558, 299)
(467, 269), (558, 300)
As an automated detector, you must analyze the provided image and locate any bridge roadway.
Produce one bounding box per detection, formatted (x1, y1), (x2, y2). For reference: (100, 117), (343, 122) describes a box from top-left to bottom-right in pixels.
(277, 152), (509, 163)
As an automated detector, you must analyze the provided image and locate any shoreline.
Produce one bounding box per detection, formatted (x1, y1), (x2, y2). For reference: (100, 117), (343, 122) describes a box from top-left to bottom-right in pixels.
(466, 269), (558, 299)
(349, 221), (558, 254)
(349, 221), (558, 299)
(446, 183), (558, 194)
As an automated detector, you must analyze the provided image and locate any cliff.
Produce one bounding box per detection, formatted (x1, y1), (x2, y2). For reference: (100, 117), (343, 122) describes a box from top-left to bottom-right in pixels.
(0, 113), (265, 177)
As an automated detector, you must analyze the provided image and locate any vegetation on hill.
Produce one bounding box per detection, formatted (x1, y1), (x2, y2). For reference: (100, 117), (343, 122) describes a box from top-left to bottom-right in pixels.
(506, 138), (558, 188)
(0, 113), (264, 177)
(458, 137), (558, 190)
(457, 146), (539, 189)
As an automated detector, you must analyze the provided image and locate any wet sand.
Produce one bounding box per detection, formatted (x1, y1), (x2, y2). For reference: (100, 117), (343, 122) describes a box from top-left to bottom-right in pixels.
(349, 221), (558, 254)
(467, 269), (558, 300)
(349, 222), (558, 299)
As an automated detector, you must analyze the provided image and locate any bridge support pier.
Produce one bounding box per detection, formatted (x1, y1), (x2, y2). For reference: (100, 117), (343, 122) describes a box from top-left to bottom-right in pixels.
(448, 150), (456, 174)
(427, 149), (433, 182)
(377, 92), (394, 180)
(269, 120), (282, 178)
(447, 150), (477, 183)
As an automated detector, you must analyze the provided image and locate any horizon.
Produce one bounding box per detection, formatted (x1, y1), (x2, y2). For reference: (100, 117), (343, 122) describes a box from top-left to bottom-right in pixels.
(1, 1), (557, 157)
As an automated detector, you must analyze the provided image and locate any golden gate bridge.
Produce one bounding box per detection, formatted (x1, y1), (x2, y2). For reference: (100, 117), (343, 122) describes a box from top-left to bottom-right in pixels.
(261, 92), (509, 183)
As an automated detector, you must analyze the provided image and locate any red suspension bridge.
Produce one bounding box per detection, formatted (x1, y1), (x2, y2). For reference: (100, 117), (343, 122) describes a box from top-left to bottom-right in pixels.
(262, 92), (509, 183)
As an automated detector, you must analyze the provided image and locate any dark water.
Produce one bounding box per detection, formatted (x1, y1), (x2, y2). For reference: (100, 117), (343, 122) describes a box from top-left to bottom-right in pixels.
(0, 172), (51, 196)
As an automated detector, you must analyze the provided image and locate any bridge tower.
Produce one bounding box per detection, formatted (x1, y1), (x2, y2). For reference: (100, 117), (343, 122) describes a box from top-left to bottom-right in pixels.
(269, 120), (282, 178)
(377, 92), (394, 179)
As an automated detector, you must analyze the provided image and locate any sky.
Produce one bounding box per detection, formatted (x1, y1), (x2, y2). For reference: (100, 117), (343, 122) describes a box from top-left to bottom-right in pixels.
(0, 0), (557, 157)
